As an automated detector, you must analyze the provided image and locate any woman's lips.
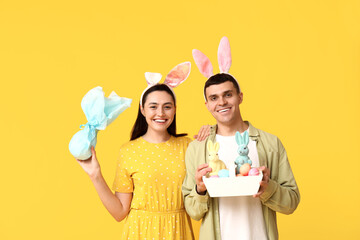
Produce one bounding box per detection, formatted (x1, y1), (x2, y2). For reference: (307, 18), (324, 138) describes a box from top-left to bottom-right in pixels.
(153, 119), (167, 123)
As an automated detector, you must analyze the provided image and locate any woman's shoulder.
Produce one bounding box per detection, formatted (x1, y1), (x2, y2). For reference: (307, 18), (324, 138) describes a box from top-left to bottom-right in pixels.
(119, 137), (144, 151)
(173, 135), (192, 145)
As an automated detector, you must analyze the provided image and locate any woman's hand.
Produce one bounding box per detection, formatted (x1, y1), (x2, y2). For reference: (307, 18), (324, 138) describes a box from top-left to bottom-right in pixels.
(194, 125), (211, 141)
(76, 147), (132, 222)
(77, 146), (101, 179)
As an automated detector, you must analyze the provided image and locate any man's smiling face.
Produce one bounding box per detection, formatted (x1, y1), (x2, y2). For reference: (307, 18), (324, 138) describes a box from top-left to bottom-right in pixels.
(205, 81), (243, 126)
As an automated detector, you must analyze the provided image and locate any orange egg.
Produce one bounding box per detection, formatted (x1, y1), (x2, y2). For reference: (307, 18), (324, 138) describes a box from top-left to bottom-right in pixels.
(239, 163), (251, 176)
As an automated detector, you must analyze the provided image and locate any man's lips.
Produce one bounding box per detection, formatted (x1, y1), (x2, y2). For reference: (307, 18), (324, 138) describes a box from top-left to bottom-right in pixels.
(217, 107), (231, 113)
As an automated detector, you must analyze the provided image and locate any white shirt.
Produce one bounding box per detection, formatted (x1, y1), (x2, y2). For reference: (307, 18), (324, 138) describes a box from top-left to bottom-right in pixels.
(216, 130), (268, 240)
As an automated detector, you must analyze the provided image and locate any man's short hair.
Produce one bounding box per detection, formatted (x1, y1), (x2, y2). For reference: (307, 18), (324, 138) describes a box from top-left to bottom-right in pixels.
(204, 73), (241, 100)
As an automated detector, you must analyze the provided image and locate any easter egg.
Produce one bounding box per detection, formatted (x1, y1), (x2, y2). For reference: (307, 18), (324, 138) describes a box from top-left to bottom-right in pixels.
(218, 169), (230, 178)
(239, 163), (251, 176)
(248, 168), (260, 176)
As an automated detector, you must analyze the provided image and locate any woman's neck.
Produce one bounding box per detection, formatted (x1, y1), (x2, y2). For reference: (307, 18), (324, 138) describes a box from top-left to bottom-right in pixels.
(142, 129), (171, 143)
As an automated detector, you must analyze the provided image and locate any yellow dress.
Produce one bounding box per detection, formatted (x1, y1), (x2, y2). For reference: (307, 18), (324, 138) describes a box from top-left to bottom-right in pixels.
(112, 136), (194, 240)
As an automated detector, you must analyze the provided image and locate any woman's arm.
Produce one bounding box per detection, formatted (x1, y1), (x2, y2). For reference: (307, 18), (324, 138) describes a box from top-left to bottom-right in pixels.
(77, 147), (132, 222)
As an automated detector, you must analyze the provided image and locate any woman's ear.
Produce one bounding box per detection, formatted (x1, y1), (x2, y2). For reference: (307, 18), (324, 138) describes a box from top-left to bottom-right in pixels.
(140, 105), (145, 117)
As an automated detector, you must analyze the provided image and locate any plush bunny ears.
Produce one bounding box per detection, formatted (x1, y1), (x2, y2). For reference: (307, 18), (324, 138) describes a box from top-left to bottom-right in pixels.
(235, 131), (249, 146)
(140, 62), (191, 105)
(192, 36), (232, 78)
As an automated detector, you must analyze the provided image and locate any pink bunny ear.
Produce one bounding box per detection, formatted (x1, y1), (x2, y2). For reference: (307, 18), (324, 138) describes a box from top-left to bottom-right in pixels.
(164, 62), (191, 88)
(217, 36), (232, 73)
(192, 49), (214, 78)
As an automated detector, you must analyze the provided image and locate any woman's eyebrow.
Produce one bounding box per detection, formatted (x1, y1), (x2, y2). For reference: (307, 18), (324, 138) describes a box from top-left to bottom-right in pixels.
(148, 102), (158, 105)
(148, 102), (173, 105)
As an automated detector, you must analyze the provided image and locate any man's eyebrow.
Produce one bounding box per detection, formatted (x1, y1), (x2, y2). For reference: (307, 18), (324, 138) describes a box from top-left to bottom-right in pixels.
(208, 94), (218, 98)
(223, 90), (233, 94)
(208, 90), (233, 98)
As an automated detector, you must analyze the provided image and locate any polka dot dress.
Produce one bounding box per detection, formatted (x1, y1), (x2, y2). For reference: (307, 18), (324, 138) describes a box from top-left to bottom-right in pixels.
(112, 136), (194, 240)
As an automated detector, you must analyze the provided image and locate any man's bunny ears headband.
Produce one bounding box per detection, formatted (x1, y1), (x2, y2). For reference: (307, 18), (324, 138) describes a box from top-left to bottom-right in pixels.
(140, 62), (191, 106)
(192, 36), (240, 99)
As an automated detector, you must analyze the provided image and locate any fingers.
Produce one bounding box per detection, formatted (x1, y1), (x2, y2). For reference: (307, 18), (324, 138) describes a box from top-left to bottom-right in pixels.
(195, 125), (211, 142)
(259, 166), (270, 175)
(195, 164), (212, 194)
(197, 126), (206, 141)
(197, 163), (209, 170)
(90, 146), (97, 159)
(253, 166), (270, 198)
(91, 146), (96, 155)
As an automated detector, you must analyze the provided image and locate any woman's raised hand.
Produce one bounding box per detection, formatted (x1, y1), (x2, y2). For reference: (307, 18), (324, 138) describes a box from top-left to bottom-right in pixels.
(194, 125), (211, 141)
(76, 146), (101, 179)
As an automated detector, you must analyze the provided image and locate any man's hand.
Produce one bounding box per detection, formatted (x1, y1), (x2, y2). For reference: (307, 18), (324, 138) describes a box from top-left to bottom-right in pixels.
(253, 166), (270, 198)
(195, 163), (212, 195)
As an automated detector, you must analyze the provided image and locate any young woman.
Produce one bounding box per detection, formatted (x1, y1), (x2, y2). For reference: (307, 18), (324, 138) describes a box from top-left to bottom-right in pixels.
(77, 63), (209, 239)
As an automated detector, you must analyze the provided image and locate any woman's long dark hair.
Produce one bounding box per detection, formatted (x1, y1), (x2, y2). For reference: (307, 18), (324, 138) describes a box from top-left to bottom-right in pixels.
(130, 84), (187, 140)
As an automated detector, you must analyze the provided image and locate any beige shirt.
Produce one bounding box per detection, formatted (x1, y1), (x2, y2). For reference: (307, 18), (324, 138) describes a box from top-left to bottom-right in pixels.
(182, 122), (300, 240)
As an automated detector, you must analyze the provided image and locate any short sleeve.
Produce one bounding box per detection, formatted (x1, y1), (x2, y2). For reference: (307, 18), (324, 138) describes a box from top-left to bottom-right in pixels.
(112, 147), (134, 193)
(183, 136), (192, 148)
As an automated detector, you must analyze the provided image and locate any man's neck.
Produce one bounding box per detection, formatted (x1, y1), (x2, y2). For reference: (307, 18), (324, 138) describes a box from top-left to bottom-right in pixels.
(216, 120), (249, 136)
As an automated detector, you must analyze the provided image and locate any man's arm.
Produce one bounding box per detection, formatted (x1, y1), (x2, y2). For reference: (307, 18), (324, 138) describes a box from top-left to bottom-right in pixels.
(257, 138), (300, 214)
(182, 142), (211, 221)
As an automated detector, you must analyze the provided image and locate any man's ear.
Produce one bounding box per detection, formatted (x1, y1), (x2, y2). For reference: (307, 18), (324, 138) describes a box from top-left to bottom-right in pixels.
(238, 92), (243, 104)
(205, 100), (210, 111)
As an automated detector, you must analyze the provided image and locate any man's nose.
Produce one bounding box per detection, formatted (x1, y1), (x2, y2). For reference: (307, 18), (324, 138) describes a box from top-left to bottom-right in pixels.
(218, 97), (227, 105)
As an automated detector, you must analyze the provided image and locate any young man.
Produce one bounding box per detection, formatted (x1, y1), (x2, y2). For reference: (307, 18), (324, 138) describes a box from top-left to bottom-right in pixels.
(182, 73), (300, 240)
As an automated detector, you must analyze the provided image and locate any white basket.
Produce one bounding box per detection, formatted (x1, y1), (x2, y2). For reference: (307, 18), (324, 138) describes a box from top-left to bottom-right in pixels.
(202, 171), (263, 197)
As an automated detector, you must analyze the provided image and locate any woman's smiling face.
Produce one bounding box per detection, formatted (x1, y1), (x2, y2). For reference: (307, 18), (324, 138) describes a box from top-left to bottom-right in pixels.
(141, 90), (176, 134)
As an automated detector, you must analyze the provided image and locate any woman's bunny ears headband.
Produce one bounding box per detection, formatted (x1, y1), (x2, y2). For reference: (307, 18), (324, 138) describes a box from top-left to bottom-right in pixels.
(140, 62), (191, 105)
(192, 36), (240, 99)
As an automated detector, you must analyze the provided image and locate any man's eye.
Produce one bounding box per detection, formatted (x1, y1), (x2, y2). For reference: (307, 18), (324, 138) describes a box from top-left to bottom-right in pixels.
(164, 106), (172, 109)
(210, 97), (217, 101)
(150, 106), (156, 109)
(226, 93), (232, 97)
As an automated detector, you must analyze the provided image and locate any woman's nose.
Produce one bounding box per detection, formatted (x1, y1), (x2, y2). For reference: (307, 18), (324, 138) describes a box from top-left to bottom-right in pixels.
(157, 108), (165, 116)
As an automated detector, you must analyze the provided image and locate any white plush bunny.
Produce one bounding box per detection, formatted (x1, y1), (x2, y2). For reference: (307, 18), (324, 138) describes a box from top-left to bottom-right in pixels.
(207, 140), (227, 176)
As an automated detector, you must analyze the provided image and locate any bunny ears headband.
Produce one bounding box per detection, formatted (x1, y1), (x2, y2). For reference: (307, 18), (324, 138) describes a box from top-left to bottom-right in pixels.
(140, 62), (191, 105)
(192, 37), (240, 97)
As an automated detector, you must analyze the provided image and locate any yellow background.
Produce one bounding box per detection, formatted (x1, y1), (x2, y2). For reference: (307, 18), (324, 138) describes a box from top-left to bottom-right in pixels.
(1, 0), (359, 239)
